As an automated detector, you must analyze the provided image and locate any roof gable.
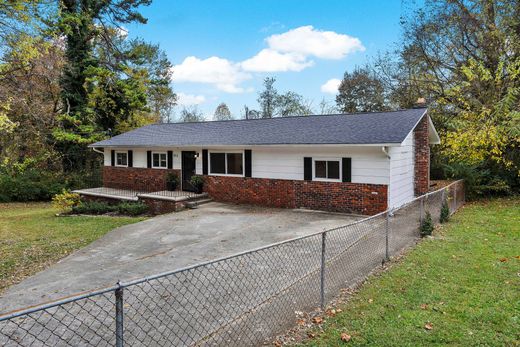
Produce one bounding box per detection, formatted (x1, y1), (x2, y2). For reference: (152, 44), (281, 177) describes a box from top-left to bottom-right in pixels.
(90, 108), (429, 148)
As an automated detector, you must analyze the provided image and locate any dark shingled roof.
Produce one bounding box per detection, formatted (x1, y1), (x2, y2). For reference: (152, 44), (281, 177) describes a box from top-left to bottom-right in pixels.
(90, 108), (427, 148)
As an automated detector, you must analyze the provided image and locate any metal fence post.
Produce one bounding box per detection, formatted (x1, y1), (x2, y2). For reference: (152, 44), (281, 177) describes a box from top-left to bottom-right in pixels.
(320, 232), (326, 311)
(453, 184), (457, 211)
(115, 283), (124, 347)
(385, 210), (390, 261)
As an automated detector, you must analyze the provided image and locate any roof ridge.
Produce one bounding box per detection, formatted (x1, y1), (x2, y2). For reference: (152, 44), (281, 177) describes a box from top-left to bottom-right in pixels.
(152, 108), (427, 126)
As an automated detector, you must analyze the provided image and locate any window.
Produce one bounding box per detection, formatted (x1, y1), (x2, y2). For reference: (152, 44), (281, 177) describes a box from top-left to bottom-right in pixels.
(210, 153), (226, 174)
(314, 159), (340, 180)
(227, 153), (243, 174)
(152, 152), (167, 168)
(116, 152), (128, 167)
(210, 152), (243, 175)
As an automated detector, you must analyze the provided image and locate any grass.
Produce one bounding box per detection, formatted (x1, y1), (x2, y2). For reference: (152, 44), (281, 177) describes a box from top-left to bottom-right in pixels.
(0, 202), (146, 293)
(301, 197), (520, 347)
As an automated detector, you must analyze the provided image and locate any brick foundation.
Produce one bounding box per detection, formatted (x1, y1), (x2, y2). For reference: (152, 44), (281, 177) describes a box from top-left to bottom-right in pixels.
(103, 166), (181, 191)
(139, 197), (185, 215)
(414, 115), (430, 196)
(204, 176), (387, 215)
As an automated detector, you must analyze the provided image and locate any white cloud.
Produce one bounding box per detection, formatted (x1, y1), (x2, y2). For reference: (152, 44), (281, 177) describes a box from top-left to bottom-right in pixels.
(173, 56), (251, 93)
(241, 49), (314, 72)
(176, 92), (206, 106)
(172, 26), (363, 93)
(321, 78), (342, 94)
(266, 25), (365, 60)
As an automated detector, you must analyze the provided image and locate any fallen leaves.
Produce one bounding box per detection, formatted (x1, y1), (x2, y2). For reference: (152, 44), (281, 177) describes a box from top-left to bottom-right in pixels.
(424, 322), (434, 330)
(340, 332), (352, 342)
(420, 303), (429, 310)
(312, 316), (323, 324)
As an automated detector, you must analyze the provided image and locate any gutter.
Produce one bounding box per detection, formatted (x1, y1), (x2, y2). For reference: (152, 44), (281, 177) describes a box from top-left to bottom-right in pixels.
(92, 147), (104, 155)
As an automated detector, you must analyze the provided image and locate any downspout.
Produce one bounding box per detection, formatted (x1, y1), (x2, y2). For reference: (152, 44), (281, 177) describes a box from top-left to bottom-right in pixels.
(381, 146), (390, 159)
(92, 147), (104, 155)
(382, 146), (392, 215)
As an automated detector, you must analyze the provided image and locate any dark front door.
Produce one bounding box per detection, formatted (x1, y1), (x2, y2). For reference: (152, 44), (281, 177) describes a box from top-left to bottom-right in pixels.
(181, 151), (197, 192)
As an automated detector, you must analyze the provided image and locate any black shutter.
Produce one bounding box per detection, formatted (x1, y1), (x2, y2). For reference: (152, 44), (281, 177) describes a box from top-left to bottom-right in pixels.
(128, 150), (133, 167)
(111, 150), (115, 166)
(147, 151), (152, 168)
(167, 151), (173, 169)
(342, 157), (352, 182)
(304, 157), (312, 181)
(244, 150), (252, 177)
(202, 149), (208, 175)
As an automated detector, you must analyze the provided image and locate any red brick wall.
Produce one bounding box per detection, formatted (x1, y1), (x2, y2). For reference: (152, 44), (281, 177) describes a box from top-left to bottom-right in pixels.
(103, 166), (181, 192)
(139, 197), (185, 215)
(414, 115), (430, 196)
(204, 175), (387, 215)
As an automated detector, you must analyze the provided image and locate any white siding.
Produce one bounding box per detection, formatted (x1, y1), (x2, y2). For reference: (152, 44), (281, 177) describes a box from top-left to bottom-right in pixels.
(103, 146), (391, 185)
(103, 148), (182, 169)
(250, 146), (389, 185)
(388, 132), (415, 208)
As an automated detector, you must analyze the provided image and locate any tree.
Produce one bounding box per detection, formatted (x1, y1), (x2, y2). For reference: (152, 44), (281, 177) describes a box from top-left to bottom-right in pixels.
(214, 102), (233, 121)
(179, 106), (204, 122)
(276, 91), (313, 117)
(394, 0), (520, 193)
(317, 98), (338, 115)
(257, 77), (312, 117)
(54, 0), (155, 168)
(258, 77), (278, 118)
(0, 35), (63, 170)
(336, 66), (388, 113)
(242, 105), (261, 119)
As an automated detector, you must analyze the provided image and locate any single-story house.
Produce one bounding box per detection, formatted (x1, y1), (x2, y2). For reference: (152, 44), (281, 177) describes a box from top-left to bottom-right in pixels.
(88, 108), (440, 215)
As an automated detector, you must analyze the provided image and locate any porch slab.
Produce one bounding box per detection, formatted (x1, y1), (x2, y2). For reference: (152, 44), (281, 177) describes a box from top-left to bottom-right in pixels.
(138, 190), (207, 202)
(73, 187), (140, 201)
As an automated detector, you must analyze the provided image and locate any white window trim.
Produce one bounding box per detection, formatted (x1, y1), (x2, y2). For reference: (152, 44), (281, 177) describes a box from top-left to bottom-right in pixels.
(209, 150), (245, 177)
(115, 151), (128, 167)
(152, 151), (168, 169)
(312, 157), (342, 182)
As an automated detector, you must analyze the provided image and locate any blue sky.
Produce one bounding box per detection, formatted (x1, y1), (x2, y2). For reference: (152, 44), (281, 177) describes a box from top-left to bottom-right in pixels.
(126, 0), (406, 119)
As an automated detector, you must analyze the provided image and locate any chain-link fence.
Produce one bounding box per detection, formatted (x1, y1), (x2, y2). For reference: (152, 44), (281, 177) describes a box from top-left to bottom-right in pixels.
(0, 180), (465, 347)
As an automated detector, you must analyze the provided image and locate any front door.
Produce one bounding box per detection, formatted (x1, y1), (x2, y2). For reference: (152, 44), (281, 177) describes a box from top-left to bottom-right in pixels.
(181, 151), (197, 192)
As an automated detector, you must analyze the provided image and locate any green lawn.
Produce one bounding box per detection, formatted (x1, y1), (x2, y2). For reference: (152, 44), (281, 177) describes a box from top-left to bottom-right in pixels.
(0, 202), (145, 292)
(301, 198), (520, 347)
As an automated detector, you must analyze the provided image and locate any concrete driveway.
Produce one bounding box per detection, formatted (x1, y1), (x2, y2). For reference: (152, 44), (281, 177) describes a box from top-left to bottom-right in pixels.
(0, 202), (360, 314)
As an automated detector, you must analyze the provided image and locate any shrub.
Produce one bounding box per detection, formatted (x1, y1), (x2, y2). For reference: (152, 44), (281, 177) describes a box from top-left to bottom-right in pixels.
(443, 162), (513, 199)
(52, 190), (81, 212)
(440, 199), (450, 223)
(420, 211), (434, 237)
(71, 201), (148, 216)
(0, 170), (66, 202)
(72, 201), (117, 215)
(117, 202), (148, 216)
(190, 175), (204, 193)
(166, 172), (179, 191)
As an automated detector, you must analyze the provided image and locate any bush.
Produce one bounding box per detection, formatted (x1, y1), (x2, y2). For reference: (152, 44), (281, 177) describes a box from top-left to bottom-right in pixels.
(52, 190), (81, 212)
(117, 202), (148, 216)
(440, 199), (450, 223)
(166, 172), (179, 191)
(71, 201), (148, 216)
(0, 170), (66, 202)
(420, 211), (434, 237)
(71, 201), (117, 215)
(443, 162), (513, 199)
(190, 175), (204, 193)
